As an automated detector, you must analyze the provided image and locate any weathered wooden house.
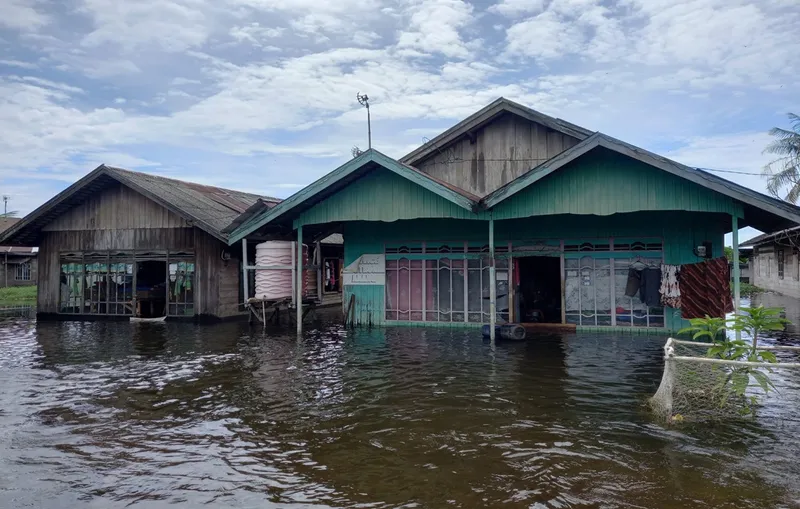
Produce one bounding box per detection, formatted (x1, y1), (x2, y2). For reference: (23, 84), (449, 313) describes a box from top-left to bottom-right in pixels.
(1, 217), (38, 288)
(743, 228), (800, 297)
(229, 98), (800, 332)
(0, 165), (280, 319)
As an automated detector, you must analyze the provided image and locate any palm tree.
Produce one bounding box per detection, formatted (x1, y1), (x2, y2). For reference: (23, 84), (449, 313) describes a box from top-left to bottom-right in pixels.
(763, 113), (800, 202)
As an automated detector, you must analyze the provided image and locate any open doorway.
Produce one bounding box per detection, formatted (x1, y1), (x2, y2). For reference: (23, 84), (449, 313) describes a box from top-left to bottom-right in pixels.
(136, 261), (167, 318)
(516, 257), (562, 323)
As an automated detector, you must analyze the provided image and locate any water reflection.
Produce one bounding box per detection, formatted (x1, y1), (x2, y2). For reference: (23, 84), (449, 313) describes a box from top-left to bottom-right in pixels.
(0, 319), (798, 508)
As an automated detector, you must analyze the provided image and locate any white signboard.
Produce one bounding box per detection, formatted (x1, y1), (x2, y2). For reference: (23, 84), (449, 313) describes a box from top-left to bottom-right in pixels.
(343, 254), (386, 286)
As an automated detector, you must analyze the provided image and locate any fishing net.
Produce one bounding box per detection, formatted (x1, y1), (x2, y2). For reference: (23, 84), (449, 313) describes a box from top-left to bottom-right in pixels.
(650, 338), (800, 423)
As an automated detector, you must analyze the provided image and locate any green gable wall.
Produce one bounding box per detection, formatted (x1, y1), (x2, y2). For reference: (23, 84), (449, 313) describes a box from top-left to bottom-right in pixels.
(296, 168), (478, 227)
(491, 149), (743, 220)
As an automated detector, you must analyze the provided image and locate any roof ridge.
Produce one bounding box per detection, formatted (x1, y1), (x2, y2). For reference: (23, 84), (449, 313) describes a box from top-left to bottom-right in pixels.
(104, 165), (281, 203)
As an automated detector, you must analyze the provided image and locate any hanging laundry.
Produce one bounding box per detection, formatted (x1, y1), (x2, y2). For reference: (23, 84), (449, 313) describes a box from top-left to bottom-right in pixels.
(679, 257), (733, 319)
(624, 269), (641, 297)
(639, 267), (663, 308)
(660, 264), (681, 308)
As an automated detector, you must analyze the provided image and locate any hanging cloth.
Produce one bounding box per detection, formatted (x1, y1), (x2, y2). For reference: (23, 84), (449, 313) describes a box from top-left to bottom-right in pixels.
(679, 257), (733, 319)
(660, 264), (681, 308)
(639, 267), (662, 307)
(624, 269), (641, 297)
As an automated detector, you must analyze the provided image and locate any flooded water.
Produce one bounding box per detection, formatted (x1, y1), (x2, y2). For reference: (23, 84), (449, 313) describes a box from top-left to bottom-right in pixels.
(1, 316), (799, 508)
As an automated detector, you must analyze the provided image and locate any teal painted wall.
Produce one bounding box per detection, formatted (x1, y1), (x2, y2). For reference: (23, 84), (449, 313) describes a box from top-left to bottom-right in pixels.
(492, 149), (743, 220)
(342, 211), (729, 330)
(297, 168), (479, 227)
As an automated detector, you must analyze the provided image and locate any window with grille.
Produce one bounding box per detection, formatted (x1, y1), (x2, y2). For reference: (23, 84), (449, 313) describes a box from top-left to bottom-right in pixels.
(15, 262), (31, 281)
(778, 249), (785, 279)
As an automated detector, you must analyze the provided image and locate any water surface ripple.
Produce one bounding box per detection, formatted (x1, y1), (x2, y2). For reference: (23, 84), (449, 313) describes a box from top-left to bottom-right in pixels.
(0, 316), (798, 508)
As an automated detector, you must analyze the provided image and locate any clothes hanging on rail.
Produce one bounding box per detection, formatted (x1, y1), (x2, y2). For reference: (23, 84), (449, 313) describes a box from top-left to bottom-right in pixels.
(639, 267), (662, 308)
(624, 268), (641, 297)
(660, 264), (681, 308)
(679, 257), (733, 319)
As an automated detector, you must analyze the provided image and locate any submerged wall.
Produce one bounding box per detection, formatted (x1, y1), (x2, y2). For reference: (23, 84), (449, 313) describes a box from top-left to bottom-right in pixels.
(342, 211), (728, 331)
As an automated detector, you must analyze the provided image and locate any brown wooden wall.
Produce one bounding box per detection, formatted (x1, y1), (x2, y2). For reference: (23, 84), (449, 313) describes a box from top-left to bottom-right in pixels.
(35, 183), (243, 318)
(37, 227), (241, 318)
(43, 183), (190, 231)
(414, 112), (580, 196)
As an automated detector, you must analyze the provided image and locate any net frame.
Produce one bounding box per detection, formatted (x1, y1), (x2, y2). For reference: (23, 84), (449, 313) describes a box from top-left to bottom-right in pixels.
(651, 338), (800, 422)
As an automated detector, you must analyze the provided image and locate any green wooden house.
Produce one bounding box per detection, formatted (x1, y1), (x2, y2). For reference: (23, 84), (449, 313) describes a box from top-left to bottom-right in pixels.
(229, 98), (800, 332)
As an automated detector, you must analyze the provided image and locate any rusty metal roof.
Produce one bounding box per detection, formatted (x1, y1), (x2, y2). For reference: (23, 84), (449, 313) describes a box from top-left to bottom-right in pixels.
(1, 166), (281, 245)
(0, 217), (20, 234)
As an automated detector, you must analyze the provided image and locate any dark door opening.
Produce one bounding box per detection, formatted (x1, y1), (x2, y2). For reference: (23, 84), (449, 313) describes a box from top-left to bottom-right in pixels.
(516, 257), (562, 323)
(136, 261), (167, 318)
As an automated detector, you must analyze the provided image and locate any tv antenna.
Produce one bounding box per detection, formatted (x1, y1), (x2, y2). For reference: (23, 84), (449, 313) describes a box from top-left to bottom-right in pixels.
(2, 195), (8, 215)
(356, 92), (371, 150)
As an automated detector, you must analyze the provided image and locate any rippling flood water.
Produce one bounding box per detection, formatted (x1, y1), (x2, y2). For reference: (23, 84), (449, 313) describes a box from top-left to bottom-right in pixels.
(1, 315), (799, 508)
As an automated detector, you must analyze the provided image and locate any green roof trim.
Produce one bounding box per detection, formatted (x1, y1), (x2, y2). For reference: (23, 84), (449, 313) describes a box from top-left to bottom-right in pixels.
(482, 132), (800, 231)
(227, 149), (480, 244)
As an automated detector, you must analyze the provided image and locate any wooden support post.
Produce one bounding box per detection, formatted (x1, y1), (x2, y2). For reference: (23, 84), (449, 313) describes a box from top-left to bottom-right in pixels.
(297, 225), (303, 335)
(242, 238), (249, 307)
(489, 214), (496, 342)
(732, 215), (741, 340)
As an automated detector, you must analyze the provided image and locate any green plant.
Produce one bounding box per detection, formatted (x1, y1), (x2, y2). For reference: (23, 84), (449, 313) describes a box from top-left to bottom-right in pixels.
(678, 316), (728, 342)
(731, 305), (789, 350)
(677, 308), (789, 415)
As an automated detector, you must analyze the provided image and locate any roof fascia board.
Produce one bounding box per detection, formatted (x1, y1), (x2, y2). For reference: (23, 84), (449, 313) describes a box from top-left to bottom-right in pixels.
(483, 133), (800, 227)
(228, 150), (480, 245)
(0, 164), (110, 245)
(370, 151), (478, 212)
(228, 150), (377, 244)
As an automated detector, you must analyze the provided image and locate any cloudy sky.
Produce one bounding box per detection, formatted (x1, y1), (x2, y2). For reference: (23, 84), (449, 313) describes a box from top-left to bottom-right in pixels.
(1, 0), (798, 239)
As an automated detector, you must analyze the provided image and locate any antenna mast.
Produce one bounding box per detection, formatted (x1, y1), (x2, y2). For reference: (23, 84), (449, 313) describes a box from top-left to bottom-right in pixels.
(2, 196), (7, 216)
(357, 92), (371, 150)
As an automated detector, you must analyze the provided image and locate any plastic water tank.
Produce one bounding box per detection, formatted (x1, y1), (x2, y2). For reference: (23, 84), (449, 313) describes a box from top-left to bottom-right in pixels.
(254, 242), (309, 300)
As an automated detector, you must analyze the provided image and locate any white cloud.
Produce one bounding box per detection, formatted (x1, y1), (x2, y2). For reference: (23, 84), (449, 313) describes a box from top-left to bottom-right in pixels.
(488, 0), (545, 18)
(0, 59), (38, 69)
(79, 0), (212, 52)
(504, 11), (585, 60)
(1, 0), (49, 30)
(229, 23), (284, 46)
(396, 0), (474, 58)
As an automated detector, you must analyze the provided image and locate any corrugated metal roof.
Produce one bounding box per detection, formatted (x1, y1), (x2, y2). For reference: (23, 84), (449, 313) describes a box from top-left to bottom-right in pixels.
(0, 217), (20, 234)
(741, 226), (800, 247)
(0, 166), (281, 245)
(106, 166), (280, 235)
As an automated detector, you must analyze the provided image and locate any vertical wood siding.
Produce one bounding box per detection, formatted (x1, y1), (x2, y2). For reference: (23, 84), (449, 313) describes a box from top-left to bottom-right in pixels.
(43, 183), (190, 231)
(413, 112), (580, 196)
(491, 149), (743, 220)
(297, 169), (478, 226)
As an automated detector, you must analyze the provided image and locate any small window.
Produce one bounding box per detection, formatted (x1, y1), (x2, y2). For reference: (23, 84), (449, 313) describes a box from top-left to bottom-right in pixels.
(778, 250), (785, 280)
(15, 262), (31, 281)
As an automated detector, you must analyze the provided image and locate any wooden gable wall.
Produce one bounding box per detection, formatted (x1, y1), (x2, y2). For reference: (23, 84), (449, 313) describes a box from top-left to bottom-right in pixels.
(43, 182), (190, 231)
(412, 112), (580, 196)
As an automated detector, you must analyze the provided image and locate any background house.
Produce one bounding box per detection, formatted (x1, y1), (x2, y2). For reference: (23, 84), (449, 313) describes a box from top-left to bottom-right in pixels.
(0, 217), (38, 288)
(743, 228), (800, 297)
(0, 166), (280, 319)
